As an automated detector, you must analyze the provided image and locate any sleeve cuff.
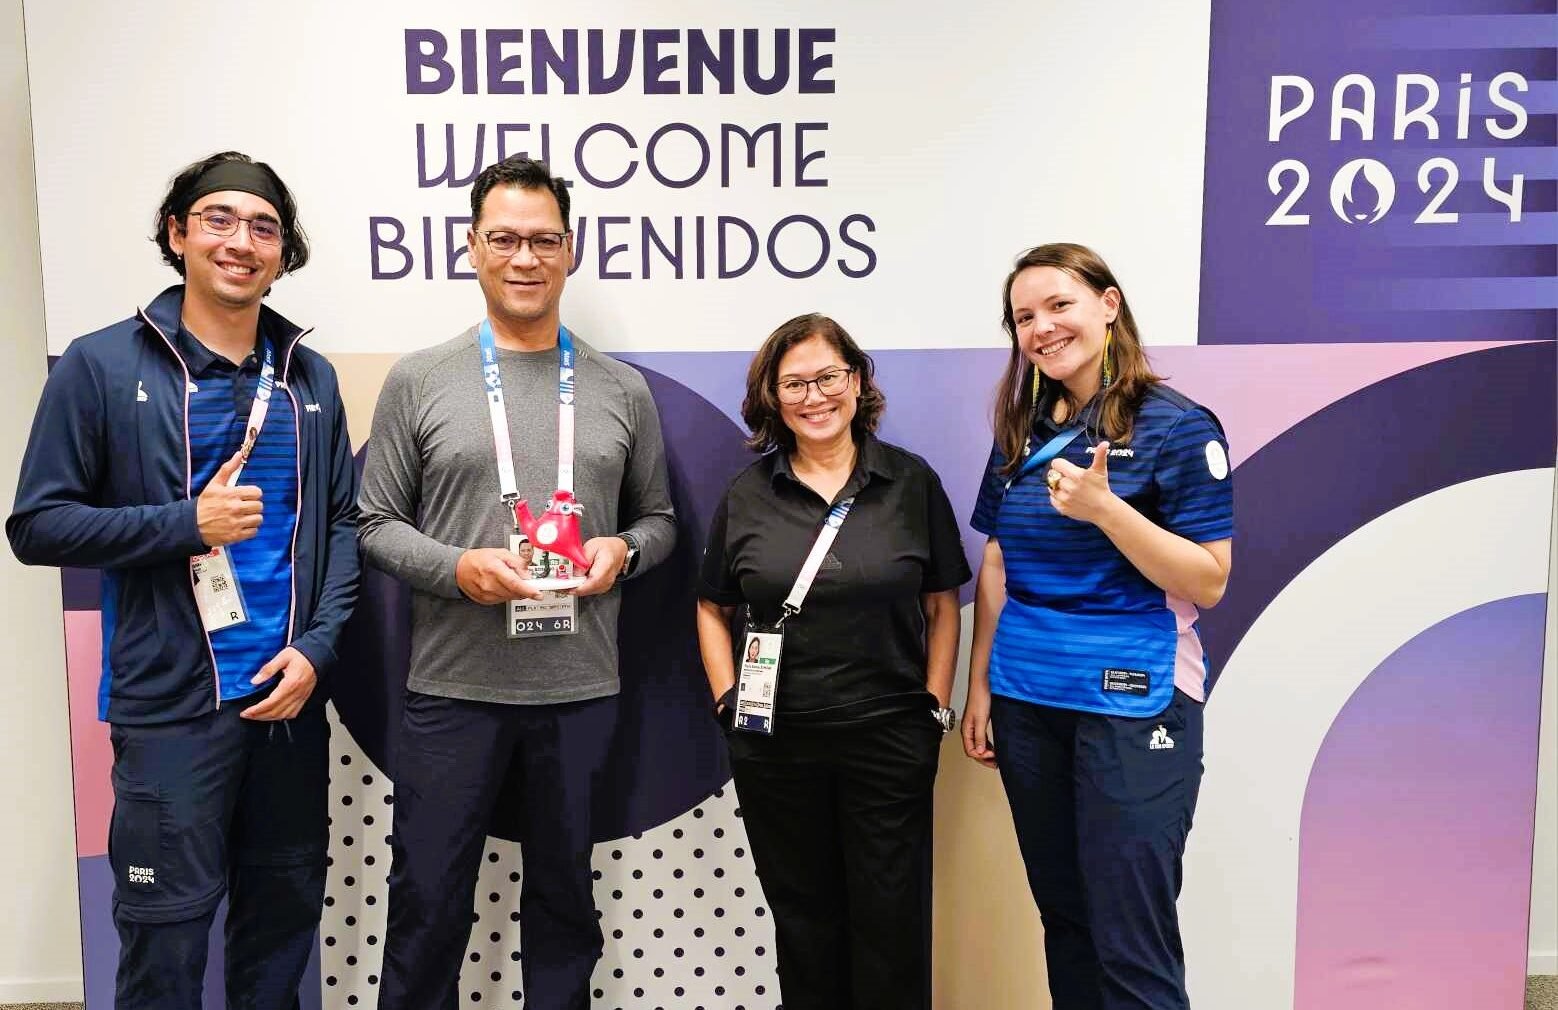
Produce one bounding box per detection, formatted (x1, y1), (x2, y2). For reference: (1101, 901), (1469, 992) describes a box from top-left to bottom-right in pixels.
(696, 582), (743, 606)
(178, 498), (209, 554)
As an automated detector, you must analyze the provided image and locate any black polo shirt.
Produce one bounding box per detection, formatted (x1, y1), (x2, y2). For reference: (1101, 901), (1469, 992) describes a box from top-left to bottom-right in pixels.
(698, 435), (971, 723)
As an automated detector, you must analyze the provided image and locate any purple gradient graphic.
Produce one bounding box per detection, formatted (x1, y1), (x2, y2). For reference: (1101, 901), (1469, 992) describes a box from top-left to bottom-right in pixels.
(1295, 594), (1548, 1009)
(1200, 0), (1557, 343)
(1196, 340), (1556, 689)
(1356, 13), (1558, 48)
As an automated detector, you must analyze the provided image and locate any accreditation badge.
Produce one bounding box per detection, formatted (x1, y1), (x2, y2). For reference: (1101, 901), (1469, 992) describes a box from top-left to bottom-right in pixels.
(506, 533), (579, 638)
(190, 546), (247, 632)
(733, 624), (784, 735)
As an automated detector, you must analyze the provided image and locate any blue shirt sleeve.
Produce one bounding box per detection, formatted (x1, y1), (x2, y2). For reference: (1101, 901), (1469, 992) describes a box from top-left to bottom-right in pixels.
(1154, 407), (1234, 543)
(969, 440), (1008, 537)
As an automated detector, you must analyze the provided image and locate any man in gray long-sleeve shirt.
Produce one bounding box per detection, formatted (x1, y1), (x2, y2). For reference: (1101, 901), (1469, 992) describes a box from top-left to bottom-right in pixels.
(360, 156), (675, 1010)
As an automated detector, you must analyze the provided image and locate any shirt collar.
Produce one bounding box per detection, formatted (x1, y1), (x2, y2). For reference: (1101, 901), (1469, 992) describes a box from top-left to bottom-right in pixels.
(172, 322), (266, 377)
(1034, 386), (1103, 437)
(768, 434), (898, 493)
(140, 284), (301, 376)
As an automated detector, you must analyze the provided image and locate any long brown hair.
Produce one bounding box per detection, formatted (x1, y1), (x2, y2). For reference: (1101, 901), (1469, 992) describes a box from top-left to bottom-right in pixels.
(994, 243), (1161, 475)
(741, 313), (885, 454)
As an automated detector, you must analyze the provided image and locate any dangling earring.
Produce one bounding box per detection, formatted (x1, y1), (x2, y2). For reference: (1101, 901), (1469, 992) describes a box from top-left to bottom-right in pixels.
(1101, 325), (1115, 389)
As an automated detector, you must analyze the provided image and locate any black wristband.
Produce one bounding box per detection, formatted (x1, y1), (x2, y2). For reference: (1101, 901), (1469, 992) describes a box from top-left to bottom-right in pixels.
(713, 685), (738, 720)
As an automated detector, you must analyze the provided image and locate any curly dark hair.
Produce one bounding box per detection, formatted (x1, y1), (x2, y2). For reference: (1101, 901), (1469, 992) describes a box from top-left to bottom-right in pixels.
(741, 313), (885, 455)
(152, 151), (309, 278)
(470, 156), (571, 228)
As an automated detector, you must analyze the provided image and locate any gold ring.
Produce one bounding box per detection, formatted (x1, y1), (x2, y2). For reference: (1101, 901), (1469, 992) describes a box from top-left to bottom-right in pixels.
(1046, 468), (1062, 491)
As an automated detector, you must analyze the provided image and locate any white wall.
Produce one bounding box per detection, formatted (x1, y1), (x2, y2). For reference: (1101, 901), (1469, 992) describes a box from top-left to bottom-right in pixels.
(0, 0), (84, 1001)
(1532, 491), (1558, 976)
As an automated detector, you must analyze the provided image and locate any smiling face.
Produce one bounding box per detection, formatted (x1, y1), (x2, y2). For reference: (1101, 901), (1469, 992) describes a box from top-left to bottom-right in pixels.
(1008, 265), (1120, 398)
(468, 184), (573, 334)
(775, 334), (860, 452)
(168, 190), (284, 314)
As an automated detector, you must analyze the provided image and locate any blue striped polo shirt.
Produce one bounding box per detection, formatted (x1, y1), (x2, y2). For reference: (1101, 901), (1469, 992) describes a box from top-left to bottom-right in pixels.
(177, 325), (298, 702)
(971, 384), (1233, 718)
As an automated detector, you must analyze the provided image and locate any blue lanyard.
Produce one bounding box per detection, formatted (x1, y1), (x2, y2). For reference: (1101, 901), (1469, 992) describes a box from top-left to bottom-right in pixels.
(1007, 426), (1084, 488)
(478, 321), (577, 501)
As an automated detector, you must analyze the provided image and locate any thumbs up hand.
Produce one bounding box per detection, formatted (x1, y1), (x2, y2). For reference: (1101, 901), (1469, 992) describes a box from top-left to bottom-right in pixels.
(196, 450), (264, 547)
(1046, 441), (1118, 525)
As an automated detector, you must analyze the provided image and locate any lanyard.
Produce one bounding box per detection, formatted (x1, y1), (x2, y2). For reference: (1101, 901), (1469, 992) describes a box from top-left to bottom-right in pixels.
(229, 340), (277, 486)
(1011, 426), (1085, 485)
(478, 320), (577, 507)
(778, 496), (856, 625)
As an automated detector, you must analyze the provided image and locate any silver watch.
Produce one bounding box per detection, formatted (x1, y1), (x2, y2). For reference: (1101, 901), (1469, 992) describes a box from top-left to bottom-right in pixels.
(932, 706), (957, 734)
(616, 532), (640, 578)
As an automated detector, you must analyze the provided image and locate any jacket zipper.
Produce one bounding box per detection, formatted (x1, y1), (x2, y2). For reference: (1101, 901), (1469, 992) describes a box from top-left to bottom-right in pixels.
(137, 308), (224, 712)
(278, 327), (312, 644)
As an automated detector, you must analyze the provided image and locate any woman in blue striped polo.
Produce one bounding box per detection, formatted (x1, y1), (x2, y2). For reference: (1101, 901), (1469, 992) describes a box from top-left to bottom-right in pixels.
(961, 243), (1234, 1010)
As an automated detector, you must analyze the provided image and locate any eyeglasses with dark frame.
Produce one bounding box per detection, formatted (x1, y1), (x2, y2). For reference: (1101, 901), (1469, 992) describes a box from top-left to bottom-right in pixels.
(478, 230), (570, 259)
(188, 208), (283, 246)
(775, 367), (856, 404)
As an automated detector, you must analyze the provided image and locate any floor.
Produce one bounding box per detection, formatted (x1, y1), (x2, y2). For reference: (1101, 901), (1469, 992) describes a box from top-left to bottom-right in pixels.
(6, 977), (1558, 1009)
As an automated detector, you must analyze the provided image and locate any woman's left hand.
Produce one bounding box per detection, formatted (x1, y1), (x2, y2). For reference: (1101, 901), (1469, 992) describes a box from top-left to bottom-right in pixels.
(1047, 441), (1120, 526)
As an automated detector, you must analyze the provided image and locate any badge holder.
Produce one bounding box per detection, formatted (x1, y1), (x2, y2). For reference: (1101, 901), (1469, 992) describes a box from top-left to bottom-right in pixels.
(733, 615), (786, 735)
(507, 529), (580, 638)
(191, 545), (249, 632)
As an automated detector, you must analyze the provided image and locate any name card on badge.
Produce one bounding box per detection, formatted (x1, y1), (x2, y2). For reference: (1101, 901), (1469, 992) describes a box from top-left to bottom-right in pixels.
(507, 533), (579, 638)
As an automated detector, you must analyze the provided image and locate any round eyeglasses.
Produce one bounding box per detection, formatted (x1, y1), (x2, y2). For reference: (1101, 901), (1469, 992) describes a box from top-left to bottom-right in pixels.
(776, 367), (855, 404)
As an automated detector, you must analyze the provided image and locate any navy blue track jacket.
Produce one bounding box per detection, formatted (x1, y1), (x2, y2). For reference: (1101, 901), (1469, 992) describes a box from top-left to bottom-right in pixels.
(6, 285), (360, 724)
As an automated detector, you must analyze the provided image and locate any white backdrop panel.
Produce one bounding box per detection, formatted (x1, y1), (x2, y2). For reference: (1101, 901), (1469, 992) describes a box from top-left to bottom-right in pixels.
(24, 0), (1211, 356)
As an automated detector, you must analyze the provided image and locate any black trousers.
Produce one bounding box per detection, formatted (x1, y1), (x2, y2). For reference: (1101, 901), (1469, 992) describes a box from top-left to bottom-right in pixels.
(377, 690), (617, 1010)
(727, 706), (942, 1010)
(108, 696), (329, 1010)
(991, 689), (1205, 1010)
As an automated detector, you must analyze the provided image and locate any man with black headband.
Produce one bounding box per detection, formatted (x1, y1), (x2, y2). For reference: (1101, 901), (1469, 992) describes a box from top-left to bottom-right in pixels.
(7, 151), (359, 1010)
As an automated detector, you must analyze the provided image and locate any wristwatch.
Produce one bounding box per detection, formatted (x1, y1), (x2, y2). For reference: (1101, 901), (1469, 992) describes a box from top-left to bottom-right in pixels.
(932, 706), (957, 734)
(616, 532), (641, 579)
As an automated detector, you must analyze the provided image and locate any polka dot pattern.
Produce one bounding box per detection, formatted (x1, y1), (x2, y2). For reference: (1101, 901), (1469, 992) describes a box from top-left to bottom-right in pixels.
(320, 704), (780, 1007)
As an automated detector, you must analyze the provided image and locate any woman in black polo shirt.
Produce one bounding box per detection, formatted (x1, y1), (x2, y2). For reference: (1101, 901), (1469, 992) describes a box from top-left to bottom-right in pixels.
(696, 313), (970, 1010)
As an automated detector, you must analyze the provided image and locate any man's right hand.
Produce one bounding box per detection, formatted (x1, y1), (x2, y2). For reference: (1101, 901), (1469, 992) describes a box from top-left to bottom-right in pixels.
(456, 548), (543, 605)
(197, 451), (264, 547)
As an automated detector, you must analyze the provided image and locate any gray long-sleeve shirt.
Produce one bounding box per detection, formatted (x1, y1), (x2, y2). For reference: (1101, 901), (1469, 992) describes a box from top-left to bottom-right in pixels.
(357, 326), (676, 704)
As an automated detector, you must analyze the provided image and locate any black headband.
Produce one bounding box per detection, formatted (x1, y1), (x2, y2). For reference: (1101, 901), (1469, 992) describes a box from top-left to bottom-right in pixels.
(184, 161), (287, 223)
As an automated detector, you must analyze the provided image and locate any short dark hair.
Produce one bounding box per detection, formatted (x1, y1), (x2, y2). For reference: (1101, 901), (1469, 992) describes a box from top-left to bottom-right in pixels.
(741, 313), (886, 454)
(153, 151), (309, 278)
(470, 157), (571, 228)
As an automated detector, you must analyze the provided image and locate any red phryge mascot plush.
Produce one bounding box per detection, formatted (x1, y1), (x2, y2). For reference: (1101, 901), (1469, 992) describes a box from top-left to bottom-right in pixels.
(513, 490), (590, 571)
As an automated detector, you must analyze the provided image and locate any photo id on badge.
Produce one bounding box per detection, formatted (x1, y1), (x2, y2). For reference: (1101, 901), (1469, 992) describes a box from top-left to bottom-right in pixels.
(507, 533), (578, 638)
(191, 546), (247, 632)
(734, 626), (784, 735)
